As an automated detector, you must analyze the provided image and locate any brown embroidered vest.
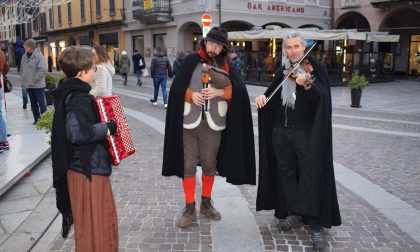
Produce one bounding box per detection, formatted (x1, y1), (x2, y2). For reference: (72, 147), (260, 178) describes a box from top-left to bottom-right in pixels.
(183, 64), (232, 131)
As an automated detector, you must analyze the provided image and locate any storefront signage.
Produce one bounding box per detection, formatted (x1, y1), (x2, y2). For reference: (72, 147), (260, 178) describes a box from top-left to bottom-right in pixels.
(199, 0), (206, 7)
(144, 0), (153, 10)
(247, 2), (305, 14)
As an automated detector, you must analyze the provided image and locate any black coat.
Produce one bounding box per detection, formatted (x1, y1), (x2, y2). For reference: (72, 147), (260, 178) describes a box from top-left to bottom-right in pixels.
(162, 53), (256, 185)
(256, 56), (341, 228)
(132, 53), (145, 72)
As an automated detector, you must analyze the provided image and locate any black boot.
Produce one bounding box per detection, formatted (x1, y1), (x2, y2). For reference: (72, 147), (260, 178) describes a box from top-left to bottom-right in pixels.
(278, 215), (302, 231)
(62, 213), (73, 238)
(311, 225), (326, 249)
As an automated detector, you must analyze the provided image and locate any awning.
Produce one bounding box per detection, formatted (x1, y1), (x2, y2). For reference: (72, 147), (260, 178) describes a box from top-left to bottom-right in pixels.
(366, 33), (400, 42)
(228, 27), (400, 42)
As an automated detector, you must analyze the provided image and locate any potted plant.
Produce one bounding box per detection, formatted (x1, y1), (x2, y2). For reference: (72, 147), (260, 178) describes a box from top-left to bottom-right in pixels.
(348, 70), (368, 108)
(35, 109), (54, 144)
(45, 74), (59, 105)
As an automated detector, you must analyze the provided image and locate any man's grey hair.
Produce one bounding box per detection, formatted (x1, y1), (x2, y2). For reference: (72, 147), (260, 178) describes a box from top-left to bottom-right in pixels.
(282, 31), (307, 51)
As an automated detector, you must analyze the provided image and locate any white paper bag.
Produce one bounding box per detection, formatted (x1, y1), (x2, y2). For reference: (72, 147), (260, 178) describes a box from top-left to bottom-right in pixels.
(142, 68), (149, 77)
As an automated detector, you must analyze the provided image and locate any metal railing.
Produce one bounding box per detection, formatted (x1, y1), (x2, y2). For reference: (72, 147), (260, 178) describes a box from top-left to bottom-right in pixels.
(236, 51), (396, 86)
(132, 0), (172, 15)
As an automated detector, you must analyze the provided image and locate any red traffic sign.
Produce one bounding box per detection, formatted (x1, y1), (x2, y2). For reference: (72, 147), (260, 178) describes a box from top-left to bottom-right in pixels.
(201, 13), (212, 27)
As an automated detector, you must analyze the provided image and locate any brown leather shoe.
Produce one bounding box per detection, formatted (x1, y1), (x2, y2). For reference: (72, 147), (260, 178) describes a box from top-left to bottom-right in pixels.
(200, 196), (221, 220)
(178, 202), (196, 228)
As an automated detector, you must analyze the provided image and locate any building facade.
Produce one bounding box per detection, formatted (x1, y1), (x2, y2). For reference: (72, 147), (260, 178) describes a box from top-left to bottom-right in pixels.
(123, 0), (332, 72)
(334, 0), (420, 77)
(47, 0), (125, 68)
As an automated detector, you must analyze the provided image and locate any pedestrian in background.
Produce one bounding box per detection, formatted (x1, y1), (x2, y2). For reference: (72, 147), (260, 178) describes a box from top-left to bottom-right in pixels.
(149, 47), (172, 108)
(20, 39), (47, 124)
(255, 31), (341, 249)
(48, 56), (53, 72)
(15, 39), (27, 109)
(52, 46), (119, 251)
(172, 51), (185, 76)
(132, 49), (145, 86)
(162, 27), (256, 228)
(0, 49), (10, 153)
(229, 47), (242, 75)
(91, 45), (115, 97)
(119, 50), (130, 86)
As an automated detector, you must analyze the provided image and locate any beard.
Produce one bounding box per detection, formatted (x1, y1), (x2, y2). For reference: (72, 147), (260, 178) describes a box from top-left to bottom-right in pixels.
(207, 51), (217, 58)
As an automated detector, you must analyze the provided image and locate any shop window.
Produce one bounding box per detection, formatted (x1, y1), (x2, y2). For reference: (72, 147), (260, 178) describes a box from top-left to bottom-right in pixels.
(409, 35), (420, 75)
(133, 36), (145, 56)
(99, 32), (119, 65)
(153, 34), (167, 55)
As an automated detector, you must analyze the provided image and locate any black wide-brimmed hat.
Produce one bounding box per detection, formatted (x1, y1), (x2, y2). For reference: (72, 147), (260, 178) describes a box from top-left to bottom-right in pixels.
(201, 27), (230, 50)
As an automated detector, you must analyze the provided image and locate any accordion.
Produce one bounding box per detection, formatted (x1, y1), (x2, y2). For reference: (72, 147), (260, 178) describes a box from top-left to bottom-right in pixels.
(95, 95), (135, 166)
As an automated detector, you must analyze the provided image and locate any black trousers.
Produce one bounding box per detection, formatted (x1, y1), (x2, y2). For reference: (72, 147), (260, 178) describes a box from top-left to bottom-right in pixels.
(272, 127), (319, 226)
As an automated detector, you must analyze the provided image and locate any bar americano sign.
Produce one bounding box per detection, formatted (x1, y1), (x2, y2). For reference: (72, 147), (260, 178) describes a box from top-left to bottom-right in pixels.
(247, 2), (305, 14)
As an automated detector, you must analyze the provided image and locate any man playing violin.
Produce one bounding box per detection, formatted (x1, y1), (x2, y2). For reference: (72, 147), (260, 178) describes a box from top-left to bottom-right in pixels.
(255, 31), (341, 249)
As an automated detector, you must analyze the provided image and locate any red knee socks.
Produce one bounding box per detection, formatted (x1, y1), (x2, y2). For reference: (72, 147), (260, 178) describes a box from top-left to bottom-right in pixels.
(182, 177), (196, 203)
(202, 175), (215, 198)
(182, 175), (215, 203)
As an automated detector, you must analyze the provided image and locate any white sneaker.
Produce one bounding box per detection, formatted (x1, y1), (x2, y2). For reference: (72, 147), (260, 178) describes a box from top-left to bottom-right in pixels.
(150, 99), (157, 106)
(164, 104), (168, 109)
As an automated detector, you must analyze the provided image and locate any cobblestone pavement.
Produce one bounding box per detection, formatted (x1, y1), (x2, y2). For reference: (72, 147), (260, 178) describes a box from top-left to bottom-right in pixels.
(43, 78), (420, 251)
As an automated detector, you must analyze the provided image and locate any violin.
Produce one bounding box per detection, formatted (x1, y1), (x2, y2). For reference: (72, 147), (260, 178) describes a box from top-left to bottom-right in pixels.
(286, 59), (315, 90)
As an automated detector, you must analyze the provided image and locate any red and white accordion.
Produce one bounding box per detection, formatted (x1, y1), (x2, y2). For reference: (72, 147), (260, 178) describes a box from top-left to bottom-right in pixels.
(95, 95), (135, 166)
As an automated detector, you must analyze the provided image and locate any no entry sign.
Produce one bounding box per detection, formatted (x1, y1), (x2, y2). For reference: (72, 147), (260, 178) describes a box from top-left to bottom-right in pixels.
(201, 13), (212, 27)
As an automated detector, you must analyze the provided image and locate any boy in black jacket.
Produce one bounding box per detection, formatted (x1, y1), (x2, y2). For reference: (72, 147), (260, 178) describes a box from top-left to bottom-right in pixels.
(51, 46), (118, 251)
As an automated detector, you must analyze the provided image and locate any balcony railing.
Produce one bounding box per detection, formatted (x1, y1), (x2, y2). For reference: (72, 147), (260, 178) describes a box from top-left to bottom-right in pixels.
(371, 0), (420, 8)
(132, 0), (173, 24)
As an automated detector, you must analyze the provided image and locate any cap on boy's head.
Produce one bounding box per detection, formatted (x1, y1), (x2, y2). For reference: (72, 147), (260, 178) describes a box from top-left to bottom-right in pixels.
(121, 50), (127, 55)
(24, 39), (36, 49)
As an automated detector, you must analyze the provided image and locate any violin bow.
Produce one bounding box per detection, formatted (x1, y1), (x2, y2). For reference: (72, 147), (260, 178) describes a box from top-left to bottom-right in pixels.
(265, 42), (318, 104)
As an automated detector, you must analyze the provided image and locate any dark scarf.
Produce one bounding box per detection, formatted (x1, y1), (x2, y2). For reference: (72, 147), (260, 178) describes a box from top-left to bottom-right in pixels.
(51, 78), (96, 184)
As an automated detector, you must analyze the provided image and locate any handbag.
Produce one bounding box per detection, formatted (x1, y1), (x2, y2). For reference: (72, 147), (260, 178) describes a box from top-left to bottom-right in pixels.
(142, 68), (149, 77)
(2, 76), (12, 93)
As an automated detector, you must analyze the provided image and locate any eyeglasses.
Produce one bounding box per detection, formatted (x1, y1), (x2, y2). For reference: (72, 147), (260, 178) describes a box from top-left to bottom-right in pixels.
(91, 65), (97, 72)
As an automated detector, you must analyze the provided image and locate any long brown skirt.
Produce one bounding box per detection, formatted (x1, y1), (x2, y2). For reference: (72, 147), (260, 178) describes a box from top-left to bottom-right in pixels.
(67, 169), (119, 252)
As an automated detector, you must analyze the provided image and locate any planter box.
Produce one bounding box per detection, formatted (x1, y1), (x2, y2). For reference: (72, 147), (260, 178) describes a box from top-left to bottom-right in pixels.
(350, 88), (362, 108)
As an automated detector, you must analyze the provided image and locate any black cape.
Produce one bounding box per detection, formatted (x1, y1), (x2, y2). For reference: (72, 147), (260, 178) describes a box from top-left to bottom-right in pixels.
(162, 54), (256, 185)
(256, 56), (341, 228)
